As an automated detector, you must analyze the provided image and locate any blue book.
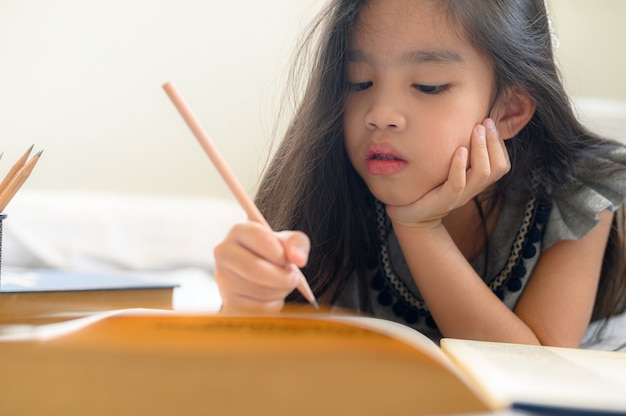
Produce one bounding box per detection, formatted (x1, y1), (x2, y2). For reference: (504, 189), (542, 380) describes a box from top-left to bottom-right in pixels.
(0, 268), (177, 323)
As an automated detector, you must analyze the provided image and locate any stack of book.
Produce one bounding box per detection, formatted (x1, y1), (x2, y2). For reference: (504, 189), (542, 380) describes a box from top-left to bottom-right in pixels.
(0, 268), (177, 324)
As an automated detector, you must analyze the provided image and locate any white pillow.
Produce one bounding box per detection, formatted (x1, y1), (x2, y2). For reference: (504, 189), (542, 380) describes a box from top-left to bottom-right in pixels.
(1, 190), (244, 272)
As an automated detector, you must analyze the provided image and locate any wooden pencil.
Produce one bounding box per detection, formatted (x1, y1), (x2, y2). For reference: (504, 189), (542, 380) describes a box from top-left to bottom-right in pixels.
(0, 144), (33, 194)
(162, 82), (319, 309)
(0, 149), (42, 211)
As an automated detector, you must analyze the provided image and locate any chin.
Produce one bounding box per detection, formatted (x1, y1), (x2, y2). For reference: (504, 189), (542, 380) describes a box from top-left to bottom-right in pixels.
(369, 187), (422, 208)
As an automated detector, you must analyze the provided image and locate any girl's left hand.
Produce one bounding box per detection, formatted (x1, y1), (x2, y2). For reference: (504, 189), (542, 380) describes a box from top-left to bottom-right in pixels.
(387, 118), (510, 228)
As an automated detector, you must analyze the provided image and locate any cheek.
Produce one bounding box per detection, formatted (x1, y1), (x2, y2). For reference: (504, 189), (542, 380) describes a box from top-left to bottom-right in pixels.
(419, 118), (472, 159)
(440, 117), (474, 150)
(413, 120), (473, 181)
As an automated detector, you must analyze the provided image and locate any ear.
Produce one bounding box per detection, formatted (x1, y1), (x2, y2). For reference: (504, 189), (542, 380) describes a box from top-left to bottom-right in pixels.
(492, 88), (536, 140)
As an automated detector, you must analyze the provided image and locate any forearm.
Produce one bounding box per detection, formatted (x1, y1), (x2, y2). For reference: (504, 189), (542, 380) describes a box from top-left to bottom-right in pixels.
(394, 224), (541, 344)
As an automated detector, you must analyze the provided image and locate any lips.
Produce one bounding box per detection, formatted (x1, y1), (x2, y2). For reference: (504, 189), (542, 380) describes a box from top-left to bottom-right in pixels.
(365, 149), (407, 175)
(371, 153), (401, 161)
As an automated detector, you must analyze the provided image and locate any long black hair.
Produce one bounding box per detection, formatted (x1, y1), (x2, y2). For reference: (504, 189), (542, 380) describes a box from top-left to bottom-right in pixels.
(255, 0), (626, 320)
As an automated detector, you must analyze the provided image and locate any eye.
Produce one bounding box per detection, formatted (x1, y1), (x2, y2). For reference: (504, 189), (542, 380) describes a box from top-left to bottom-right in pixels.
(348, 81), (373, 91)
(413, 84), (449, 95)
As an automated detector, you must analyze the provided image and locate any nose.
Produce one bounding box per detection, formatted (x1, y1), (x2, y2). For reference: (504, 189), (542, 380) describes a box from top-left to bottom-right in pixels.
(364, 91), (407, 131)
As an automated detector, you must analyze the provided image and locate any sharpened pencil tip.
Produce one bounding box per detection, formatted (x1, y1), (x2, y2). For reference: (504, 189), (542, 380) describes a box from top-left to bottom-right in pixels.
(312, 299), (320, 310)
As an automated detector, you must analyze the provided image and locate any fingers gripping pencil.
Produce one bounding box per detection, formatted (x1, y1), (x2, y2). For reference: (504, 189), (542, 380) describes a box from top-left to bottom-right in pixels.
(162, 82), (319, 309)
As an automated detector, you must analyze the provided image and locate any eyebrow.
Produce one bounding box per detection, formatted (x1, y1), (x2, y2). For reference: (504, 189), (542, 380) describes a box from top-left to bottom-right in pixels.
(347, 48), (464, 65)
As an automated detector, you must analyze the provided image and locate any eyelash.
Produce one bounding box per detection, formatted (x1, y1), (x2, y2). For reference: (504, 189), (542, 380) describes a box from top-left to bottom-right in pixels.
(413, 84), (450, 95)
(349, 81), (373, 91)
(347, 81), (449, 95)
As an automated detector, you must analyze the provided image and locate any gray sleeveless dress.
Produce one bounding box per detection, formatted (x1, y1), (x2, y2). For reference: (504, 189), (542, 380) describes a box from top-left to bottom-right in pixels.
(333, 144), (626, 343)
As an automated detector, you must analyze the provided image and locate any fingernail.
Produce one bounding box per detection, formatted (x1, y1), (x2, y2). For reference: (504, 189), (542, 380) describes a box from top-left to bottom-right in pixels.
(485, 118), (496, 129)
(476, 125), (486, 138)
(295, 247), (309, 264)
(293, 239), (310, 265)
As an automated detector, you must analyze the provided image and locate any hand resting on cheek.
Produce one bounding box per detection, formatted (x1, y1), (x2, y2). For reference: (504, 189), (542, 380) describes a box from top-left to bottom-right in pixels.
(386, 118), (510, 230)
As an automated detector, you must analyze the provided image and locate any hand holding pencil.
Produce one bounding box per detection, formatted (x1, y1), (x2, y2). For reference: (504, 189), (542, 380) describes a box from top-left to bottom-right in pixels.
(0, 146), (43, 212)
(162, 82), (319, 311)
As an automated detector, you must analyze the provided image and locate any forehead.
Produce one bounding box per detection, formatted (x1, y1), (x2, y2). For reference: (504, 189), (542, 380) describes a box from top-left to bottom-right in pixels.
(350, 0), (478, 65)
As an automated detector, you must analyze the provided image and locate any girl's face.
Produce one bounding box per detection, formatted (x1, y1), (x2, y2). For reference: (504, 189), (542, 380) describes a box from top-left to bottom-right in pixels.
(344, 0), (497, 207)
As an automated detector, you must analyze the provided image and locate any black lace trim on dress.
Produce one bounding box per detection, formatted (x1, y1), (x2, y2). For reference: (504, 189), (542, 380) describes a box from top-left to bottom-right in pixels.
(371, 198), (551, 329)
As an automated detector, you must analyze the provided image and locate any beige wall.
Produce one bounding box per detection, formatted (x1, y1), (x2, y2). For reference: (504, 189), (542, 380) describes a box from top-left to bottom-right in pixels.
(550, 0), (626, 100)
(0, 1), (624, 199)
(0, 0), (322, 199)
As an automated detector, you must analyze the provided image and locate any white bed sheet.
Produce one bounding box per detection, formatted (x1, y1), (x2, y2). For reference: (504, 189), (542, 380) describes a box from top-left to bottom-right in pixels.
(1, 190), (245, 271)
